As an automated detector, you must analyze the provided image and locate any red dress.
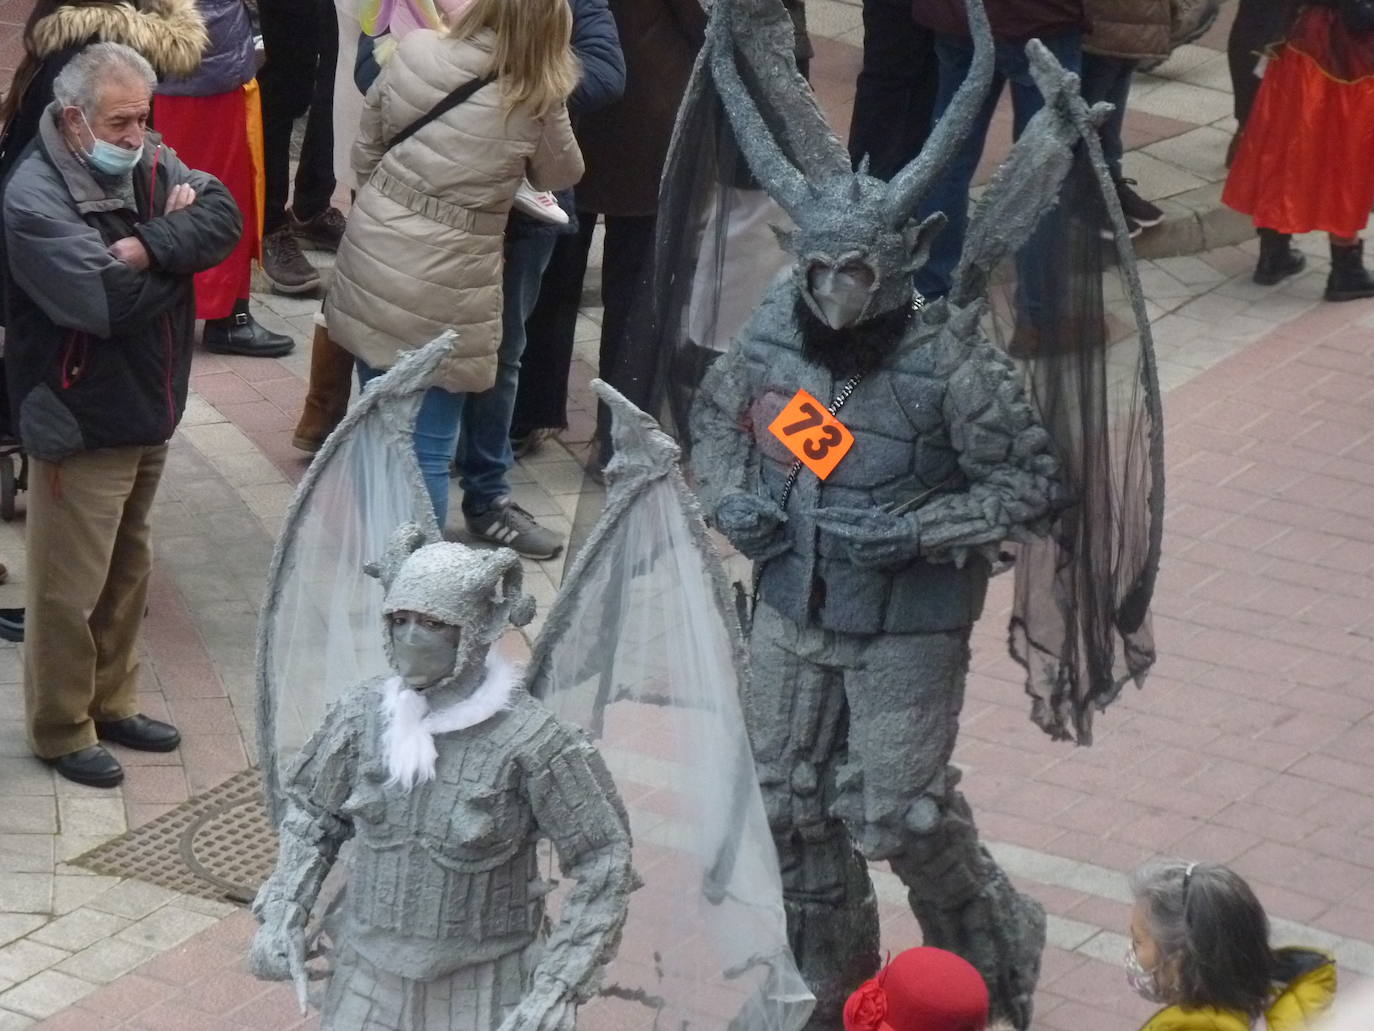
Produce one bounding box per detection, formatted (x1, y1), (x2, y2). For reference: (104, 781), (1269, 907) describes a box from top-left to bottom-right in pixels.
(1224, 4), (1374, 239)
(153, 84), (264, 320)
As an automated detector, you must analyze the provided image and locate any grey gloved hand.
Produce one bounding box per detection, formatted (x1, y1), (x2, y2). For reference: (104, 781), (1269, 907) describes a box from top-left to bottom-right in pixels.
(812, 506), (921, 568)
(495, 975), (576, 1031)
(249, 903), (311, 1011)
(714, 491), (790, 561)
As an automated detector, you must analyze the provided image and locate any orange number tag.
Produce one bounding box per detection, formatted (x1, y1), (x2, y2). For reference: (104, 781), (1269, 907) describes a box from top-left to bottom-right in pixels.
(767, 388), (855, 480)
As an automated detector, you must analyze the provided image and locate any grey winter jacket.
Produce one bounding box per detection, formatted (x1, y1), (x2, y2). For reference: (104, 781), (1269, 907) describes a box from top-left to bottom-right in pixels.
(158, 0), (255, 96)
(3, 106), (242, 460)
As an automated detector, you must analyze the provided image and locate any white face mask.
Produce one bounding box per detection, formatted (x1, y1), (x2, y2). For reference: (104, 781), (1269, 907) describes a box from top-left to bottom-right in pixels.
(78, 112), (143, 177)
(389, 616), (461, 689)
(1124, 943), (1166, 1004)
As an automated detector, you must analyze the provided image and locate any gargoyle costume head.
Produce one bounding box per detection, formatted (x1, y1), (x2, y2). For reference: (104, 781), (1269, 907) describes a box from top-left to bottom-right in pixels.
(368, 524), (536, 688)
(708, 0), (993, 329)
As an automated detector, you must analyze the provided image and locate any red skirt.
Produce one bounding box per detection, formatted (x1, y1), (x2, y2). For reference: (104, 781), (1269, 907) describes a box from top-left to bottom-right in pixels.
(153, 84), (264, 320)
(1223, 6), (1374, 238)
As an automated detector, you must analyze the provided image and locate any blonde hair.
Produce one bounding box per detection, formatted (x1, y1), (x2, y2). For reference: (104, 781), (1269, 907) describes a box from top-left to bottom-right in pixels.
(447, 0), (577, 117)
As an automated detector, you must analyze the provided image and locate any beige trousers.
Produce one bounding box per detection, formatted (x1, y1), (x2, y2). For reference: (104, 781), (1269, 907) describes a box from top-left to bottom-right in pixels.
(24, 445), (167, 758)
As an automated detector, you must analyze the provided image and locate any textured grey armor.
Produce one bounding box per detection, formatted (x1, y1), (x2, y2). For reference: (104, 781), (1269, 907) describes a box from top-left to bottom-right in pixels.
(250, 534), (635, 1031)
(699, 289), (1059, 635)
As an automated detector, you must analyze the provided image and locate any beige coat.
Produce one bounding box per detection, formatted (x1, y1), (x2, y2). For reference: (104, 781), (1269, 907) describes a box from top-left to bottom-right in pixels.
(1083, 0), (1172, 60)
(324, 28), (583, 393)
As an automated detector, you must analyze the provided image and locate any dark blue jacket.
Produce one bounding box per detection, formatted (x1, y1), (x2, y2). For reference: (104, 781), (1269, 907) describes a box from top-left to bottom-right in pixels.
(158, 0), (256, 97)
(565, 0), (627, 118)
(355, 0), (625, 236)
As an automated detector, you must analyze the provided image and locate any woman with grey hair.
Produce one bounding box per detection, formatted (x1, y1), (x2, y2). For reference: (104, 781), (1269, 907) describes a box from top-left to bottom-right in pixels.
(1127, 859), (1336, 1030)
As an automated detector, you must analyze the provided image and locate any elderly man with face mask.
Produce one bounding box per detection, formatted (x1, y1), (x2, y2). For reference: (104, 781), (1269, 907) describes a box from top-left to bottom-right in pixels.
(2, 41), (241, 789)
(249, 528), (635, 1031)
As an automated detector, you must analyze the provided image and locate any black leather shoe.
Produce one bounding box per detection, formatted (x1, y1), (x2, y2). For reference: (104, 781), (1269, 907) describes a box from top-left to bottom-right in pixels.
(46, 745), (124, 788)
(203, 311), (295, 358)
(95, 714), (181, 752)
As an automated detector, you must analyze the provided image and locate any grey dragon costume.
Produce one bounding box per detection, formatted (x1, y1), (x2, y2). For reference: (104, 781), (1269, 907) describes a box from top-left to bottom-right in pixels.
(677, 0), (1165, 1027)
(252, 340), (811, 1029)
(249, 341), (636, 1031)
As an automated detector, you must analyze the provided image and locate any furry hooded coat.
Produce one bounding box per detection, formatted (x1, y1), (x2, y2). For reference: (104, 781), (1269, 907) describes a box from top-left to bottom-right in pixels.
(0, 0), (207, 181)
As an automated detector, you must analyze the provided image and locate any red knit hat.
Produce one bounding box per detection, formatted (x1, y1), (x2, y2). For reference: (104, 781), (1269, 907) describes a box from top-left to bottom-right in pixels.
(842, 947), (990, 1031)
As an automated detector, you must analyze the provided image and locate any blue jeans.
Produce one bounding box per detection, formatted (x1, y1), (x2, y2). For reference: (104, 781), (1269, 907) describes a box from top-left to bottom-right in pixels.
(1080, 52), (1136, 181)
(356, 361), (461, 529)
(914, 30), (1083, 310)
(456, 228), (558, 516)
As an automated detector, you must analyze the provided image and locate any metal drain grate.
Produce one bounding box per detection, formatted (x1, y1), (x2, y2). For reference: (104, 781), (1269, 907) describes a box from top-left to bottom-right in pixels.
(73, 766), (279, 905)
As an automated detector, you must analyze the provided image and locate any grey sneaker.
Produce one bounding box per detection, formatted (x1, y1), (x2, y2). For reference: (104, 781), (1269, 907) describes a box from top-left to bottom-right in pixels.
(290, 206), (347, 252)
(465, 497), (564, 559)
(261, 227), (321, 294)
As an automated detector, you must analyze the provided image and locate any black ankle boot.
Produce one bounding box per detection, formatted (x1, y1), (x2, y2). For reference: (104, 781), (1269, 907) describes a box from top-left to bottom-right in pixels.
(203, 301), (295, 357)
(1325, 240), (1374, 302)
(1253, 228), (1305, 285)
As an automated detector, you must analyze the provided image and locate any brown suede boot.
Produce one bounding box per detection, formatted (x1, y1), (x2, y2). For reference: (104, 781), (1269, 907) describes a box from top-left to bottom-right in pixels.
(292, 321), (354, 453)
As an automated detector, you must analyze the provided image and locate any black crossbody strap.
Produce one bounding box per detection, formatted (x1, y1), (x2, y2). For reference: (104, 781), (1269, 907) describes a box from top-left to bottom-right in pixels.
(386, 74), (495, 152)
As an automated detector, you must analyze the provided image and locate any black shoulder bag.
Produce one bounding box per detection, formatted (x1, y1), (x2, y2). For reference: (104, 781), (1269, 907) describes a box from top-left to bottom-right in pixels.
(385, 74), (496, 153)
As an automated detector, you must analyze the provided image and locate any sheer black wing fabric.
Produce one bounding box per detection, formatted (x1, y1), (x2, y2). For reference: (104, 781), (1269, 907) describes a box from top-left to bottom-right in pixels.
(1007, 147), (1164, 745)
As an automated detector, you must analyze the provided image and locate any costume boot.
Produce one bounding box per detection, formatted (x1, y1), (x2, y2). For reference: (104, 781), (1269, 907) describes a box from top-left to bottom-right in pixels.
(292, 320), (354, 453)
(888, 784), (1045, 1030)
(1325, 239), (1374, 302)
(785, 847), (881, 1031)
(907, 871), (1046, 1031)
(1252, 228), (1305, 286)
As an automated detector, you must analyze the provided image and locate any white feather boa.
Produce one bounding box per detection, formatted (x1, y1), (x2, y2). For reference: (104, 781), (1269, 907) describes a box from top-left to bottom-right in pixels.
(379, 656), (519, 790)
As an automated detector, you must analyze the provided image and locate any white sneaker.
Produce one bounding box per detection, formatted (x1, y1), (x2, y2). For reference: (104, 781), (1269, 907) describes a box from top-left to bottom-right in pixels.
(513, 180), (569, 225)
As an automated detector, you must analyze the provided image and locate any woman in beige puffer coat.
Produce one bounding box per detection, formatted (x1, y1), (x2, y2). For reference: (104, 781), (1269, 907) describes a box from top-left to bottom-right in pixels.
(324, 0), (583, 526)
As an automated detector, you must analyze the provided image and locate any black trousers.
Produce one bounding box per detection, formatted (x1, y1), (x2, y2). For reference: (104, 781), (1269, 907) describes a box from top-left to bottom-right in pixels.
(847, 0), (939, 179)
(512, 214), (657, 447)
(1229, 0), (1291, 127)
(258, 0), (339, 234)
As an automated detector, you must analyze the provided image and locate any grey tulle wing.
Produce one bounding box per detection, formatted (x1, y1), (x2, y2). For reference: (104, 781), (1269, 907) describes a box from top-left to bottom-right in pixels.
(255, 335), (446, 819)
(528, 382), (814, 1030)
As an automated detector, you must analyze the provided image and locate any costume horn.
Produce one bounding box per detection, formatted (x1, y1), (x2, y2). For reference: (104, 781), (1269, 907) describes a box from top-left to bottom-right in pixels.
(708, 0), (850, 218)
(485, 549), (536, 629)
(364, 522), (433, 589)
(883, 0), (996, 227)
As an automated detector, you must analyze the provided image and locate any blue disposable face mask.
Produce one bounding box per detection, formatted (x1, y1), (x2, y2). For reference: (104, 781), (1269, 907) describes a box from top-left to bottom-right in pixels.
(79, 112), (142, 176)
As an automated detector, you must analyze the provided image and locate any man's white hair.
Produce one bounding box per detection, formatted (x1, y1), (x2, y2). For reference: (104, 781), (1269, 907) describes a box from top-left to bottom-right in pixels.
(52, 42), (156, 116)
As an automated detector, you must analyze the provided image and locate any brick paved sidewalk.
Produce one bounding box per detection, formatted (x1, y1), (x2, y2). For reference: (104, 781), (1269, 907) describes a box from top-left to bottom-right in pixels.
(6, 245), (1373, 1030)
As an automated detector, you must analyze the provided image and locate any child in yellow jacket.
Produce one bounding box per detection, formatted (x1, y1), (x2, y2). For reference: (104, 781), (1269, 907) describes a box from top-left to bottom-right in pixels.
(1128, 860), (1336, 1031)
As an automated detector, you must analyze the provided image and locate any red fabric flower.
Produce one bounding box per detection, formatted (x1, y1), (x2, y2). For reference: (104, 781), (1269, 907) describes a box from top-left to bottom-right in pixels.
(843, 978), (889, 1031)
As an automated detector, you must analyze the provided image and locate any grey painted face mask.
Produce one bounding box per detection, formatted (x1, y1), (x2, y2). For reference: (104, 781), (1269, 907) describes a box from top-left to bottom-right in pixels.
(807, 262), (876, 329)
(389, 615), (461, 689)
